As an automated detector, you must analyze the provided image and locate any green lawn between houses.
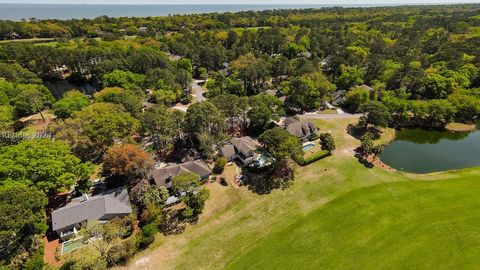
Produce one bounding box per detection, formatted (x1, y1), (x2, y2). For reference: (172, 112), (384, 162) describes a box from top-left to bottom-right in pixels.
(120, 118), (480, 270)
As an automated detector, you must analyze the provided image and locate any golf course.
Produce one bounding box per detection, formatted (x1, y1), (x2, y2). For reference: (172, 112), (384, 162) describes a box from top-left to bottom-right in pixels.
(121, 118), (480, 270)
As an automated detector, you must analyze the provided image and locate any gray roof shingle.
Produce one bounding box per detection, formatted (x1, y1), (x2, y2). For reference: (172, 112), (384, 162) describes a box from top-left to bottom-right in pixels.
(51, 187), (132, 231)
(151, 160), (211, 188)
(286, 120), (317, 138)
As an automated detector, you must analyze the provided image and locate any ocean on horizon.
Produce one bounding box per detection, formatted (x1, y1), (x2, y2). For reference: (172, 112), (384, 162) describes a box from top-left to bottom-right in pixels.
(0, 3), (404, 21)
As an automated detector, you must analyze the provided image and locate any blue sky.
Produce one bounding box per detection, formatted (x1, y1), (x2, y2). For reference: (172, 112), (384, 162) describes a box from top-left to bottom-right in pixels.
(0, 0), (478, 4)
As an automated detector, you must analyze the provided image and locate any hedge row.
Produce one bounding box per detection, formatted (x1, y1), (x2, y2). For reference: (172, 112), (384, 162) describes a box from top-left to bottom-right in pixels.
(297, 150), (330, 166)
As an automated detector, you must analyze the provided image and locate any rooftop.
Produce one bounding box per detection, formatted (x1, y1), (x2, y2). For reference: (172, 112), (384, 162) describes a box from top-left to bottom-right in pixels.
(51, 187), (132, 231)
(151, 160), (211, 188)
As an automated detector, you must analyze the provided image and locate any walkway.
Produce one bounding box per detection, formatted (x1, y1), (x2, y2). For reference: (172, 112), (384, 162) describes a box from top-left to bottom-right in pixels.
(191, 80), (206, 102)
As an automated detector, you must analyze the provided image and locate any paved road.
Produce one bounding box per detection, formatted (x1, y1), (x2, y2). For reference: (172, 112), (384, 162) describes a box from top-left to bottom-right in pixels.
(191, 80), (206, 102)
(299, 113), (362, 119)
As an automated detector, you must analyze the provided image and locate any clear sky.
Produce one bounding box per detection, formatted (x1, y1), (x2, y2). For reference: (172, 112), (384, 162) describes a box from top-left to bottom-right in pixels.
(0, 0), (478, 4)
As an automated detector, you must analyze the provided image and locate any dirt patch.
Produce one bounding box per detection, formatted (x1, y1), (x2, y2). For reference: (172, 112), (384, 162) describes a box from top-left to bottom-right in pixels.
(43, 236), (62, 267)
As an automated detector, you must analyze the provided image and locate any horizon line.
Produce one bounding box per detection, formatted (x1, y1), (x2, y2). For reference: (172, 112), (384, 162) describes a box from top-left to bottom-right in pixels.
(0, 2), (478, 5)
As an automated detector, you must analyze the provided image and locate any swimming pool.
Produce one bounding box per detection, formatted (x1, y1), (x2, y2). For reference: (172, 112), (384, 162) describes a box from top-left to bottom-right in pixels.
(61, 238), (85, 255)
(302, 142), (315, 151)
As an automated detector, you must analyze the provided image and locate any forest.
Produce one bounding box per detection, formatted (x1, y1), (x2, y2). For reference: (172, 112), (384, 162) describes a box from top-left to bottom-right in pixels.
(1, 4), (480, 269)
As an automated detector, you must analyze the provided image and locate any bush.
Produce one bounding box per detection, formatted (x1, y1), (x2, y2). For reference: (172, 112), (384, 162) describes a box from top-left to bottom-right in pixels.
(136, 224), (158, 249)
(319, 133), (336, 153)
(297, 150), (330, 166)
(23, 247), (45, 270)
(213, 157), (227, 174)
(107, 238), (137, 266)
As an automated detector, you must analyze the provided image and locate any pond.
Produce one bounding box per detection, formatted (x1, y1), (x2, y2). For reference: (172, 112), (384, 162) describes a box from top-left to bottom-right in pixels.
(44, 80), (97, 99)
(380, 128), (480, 174)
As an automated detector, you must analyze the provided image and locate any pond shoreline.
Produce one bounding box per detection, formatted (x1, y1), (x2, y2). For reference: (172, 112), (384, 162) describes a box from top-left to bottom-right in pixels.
(379, 128), (480, 174)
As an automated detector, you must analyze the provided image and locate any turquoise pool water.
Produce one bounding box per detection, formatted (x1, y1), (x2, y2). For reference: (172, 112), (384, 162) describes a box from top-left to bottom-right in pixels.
(302, 143), (315, 151)
(61, 238), (85, 255)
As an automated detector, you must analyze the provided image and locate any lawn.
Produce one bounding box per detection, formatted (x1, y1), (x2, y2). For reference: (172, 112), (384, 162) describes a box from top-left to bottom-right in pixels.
(227, 175), (480, 270)
(118, 118), (480, 270)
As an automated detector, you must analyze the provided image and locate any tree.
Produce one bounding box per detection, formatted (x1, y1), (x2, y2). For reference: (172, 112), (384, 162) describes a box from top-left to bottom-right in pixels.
(213, 157), (227, 174)
(319, 133), (336, 153)
(211, 94), (249, 132)
(105, 237), (137, 267)
(285, 72), (336, 112)
(337, 65), (364, 90)
(140, 186), (169, 209)
(140, 203), (163, 227)
(259, 127), (302, 162)
(94, 87), (142, 117)
(136, 223), (157, 249)
(183, 187), (210, 216)
(229, 53), (269, 95)
(103, 70), (146, 90)
(248, 94), (284, 132)
(425, 99), (456, 128)
(53, 90), (90, 119)
(184, 101), (224, 135)
(359, 101), (391, 129)
(0, 105), (14, 131)
(0, 185), (47, 267)
(81, 221), (125, 261)
(248, 102), (272, 132)
(359, 132), (374, 159)
(171, 172), (201, 194)
(448, 93), (480, 122)
(344, 86), (370, 112)
(371, 144), (385, 162)
(50, 103), (139, 160)
(12, 84), (54, 118)
(61, 245), (107, 270)
(102, 144), (154, 181)
(141, 106), (184, 156)
(0, 139), (93, 193)
(0, 62), (41, 84)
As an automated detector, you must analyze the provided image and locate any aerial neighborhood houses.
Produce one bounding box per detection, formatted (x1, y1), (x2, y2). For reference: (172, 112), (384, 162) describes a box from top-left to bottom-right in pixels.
(51, 187), (133, 241)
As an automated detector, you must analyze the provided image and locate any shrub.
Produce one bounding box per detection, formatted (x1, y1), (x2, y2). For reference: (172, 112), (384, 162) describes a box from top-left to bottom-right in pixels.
(213, 157), (227, 174)
(107, 238), (137, 266)
(319, 133), (336, 152)
(136, 224), (158, 249)
(297, 150), (330, 166)
(23, 247), (45, 270)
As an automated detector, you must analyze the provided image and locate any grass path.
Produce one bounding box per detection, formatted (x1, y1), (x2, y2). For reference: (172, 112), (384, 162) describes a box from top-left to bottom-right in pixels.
(119, 118), (480, 270)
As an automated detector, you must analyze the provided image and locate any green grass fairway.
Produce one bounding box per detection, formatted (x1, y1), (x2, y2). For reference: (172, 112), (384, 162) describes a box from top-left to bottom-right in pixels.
(227, 176), (480, 270)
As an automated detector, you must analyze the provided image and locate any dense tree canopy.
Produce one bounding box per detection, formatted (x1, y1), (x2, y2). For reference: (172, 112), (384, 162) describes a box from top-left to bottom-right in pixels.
(259, 127), (302, 162)
(53, 90), (90, 119)
(50, 103), (139, 160)
(0, 185), (47, 268)
(103, 144), (154, 181)
(0, 139), (93, 193)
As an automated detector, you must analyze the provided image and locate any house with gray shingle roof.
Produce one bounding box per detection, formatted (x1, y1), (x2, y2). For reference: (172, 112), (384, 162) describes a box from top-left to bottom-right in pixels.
(220, 136), (267, 166)
(285, 119), (318, 142)
(51, 187), (132, 241)
(151, 160), (211, 189)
